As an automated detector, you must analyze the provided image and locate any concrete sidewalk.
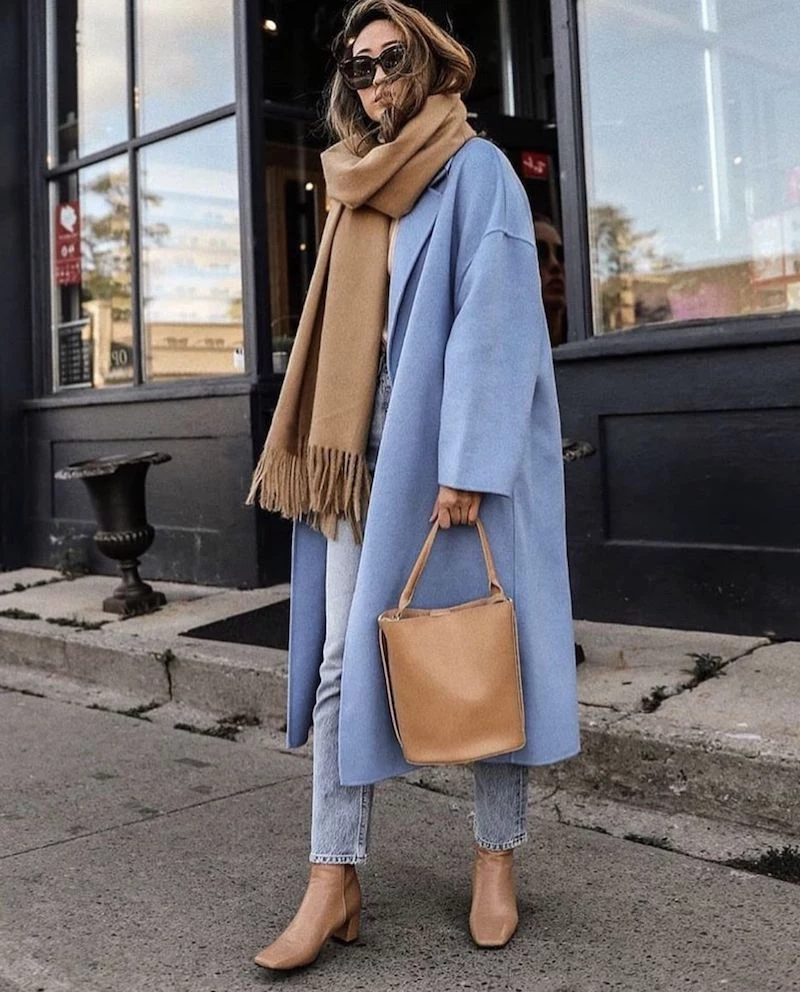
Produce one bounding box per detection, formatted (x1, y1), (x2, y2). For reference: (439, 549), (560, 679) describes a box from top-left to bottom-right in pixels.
(0, 567), (798, 846)
(2, 690), (800, 992)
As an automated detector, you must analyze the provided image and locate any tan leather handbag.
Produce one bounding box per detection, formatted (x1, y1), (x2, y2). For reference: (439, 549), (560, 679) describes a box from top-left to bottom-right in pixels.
(377, 517), (525, 765)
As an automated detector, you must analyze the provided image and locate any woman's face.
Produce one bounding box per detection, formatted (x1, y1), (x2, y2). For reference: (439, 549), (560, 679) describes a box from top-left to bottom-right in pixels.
(351, 18), (404, 123)
(534, 221), (566, 311)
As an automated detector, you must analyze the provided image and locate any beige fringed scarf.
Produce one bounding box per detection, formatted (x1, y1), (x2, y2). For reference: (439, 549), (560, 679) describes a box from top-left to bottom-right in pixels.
(246, 93), (475, 542)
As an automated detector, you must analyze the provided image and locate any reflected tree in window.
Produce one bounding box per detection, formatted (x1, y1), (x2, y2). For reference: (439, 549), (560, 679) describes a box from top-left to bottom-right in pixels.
(590, 204), (679, 332)
(82, 171), (169, 320)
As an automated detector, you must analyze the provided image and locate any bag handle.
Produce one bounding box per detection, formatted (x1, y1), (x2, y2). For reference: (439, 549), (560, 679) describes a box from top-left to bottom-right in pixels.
(397, 516), (505, 612)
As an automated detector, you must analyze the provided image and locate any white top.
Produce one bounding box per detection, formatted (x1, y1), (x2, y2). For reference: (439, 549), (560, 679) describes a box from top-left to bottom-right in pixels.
(383, 217), (400, 348)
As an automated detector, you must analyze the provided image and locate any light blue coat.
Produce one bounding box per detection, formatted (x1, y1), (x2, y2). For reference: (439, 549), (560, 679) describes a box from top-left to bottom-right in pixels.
(285, 137), (580, 785)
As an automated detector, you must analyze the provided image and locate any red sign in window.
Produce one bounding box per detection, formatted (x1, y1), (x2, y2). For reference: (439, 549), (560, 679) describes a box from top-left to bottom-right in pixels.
(55, 201), (82, 286)
(521, 150), (550, 180)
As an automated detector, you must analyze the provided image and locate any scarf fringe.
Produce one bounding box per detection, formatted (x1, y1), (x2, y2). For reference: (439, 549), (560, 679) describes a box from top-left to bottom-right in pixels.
(245, 439), (373, 543)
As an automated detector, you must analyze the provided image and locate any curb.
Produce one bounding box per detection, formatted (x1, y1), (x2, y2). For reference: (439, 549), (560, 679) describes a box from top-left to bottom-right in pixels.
(0, 618), (288, 724)
(1, 616), (798, 836)
(531, 714), (800, 836)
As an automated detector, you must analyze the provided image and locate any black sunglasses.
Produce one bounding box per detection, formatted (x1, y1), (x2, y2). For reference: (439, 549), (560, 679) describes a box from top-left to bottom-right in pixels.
(338, 44), (407, 90)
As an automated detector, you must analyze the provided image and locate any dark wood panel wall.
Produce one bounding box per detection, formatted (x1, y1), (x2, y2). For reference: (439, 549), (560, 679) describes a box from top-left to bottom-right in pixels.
(555, 338), (800, 638)
(23, 393), (265, 588)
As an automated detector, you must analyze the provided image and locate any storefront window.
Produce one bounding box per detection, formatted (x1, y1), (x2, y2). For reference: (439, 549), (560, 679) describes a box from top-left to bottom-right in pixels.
(52, 156), (134, 388)
(579, 0), (800, 334)
(49, 0), (128, 162)
(140, 120), (243, 381)
(136, 0), (235, 134)
(46, 0), (243, 391)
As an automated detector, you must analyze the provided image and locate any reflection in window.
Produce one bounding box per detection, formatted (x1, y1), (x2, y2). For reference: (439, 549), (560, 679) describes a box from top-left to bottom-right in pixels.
(579, 0), (800, 334)
(137, 0), (235, 134)
(139, 119), (244, 382)
(264, 133), (327, 372)
(52, 156), (134, 388)
(49, 0), (128, 162)
(261, 0), (337, 108)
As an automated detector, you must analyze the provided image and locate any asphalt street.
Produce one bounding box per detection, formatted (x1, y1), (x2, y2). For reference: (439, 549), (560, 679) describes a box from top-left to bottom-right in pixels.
(1, 689), (799, 992)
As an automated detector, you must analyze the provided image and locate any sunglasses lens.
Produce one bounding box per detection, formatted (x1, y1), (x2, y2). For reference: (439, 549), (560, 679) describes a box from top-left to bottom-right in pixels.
(342, 56), (374, 88)
(380, 46), (405, 72)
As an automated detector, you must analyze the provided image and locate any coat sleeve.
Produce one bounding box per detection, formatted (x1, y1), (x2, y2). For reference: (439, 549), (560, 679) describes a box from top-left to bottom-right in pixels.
(437, 229), (547, 498)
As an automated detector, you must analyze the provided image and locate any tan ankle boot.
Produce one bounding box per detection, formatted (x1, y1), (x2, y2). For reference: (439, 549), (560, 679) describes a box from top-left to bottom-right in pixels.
(254, 864), (361, 971)
(469, 847), (518, 948)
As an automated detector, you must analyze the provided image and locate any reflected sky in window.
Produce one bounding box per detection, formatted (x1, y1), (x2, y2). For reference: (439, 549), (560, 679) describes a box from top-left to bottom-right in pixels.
(139, 119), (243, 380)
(580, 0), (800, 331)
(51, 0), (127, 162)
(137, 0), (235, 134)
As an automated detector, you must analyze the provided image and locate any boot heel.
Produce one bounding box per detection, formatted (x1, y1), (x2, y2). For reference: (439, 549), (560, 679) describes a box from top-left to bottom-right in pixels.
(332, 911), (360, 944)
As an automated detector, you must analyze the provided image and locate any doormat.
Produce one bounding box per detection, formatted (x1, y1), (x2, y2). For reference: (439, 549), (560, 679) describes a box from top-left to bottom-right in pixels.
(180, 598), (290, 651)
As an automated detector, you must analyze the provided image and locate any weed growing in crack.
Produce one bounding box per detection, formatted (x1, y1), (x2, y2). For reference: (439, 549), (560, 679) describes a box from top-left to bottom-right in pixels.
(641, 685), (671, 713)
(726, 846), (800, 884)
(641, 652), (728, 713)
(45, 615), (107, 631)
(224, 713), (261, 729)
(0, 608), (41, 621)
(88, 701), (156, 720)
(0, 577), (64, 598)
(685, 652), (726, 684)
(174, 712), (261, 742)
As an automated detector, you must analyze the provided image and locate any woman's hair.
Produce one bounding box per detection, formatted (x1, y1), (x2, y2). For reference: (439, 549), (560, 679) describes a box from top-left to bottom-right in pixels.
(326, 0), (475, 153)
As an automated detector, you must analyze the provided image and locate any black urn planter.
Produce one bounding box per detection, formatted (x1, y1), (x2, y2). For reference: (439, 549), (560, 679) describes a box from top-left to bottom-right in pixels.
(55, 451), (171, 616)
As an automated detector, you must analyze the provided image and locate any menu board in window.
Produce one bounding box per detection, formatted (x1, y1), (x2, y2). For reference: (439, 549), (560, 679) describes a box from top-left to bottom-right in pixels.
(58, 320), (92, 387)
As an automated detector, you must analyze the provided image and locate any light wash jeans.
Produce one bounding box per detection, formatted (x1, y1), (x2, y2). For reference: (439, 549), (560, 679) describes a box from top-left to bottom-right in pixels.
(309, 346), (528, 864)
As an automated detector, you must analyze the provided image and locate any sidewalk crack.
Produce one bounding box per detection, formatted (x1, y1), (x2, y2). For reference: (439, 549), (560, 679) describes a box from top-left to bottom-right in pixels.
(0, 773), (309, 862)
(151, 647), (176, 698)
(639, 638), (772, 714)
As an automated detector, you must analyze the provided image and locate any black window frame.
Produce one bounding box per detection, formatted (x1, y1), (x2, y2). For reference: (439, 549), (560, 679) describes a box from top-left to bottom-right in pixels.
(550, 0), (800, 361)
(28, 0), (263, 400)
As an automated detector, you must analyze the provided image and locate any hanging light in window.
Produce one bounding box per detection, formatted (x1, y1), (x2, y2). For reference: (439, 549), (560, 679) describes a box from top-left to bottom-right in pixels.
(263, 18), (278, 34)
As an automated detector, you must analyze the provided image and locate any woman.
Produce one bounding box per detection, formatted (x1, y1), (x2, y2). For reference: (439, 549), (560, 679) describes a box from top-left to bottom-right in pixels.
(247, 0), (580, 970)
(534, 214), (568, 348)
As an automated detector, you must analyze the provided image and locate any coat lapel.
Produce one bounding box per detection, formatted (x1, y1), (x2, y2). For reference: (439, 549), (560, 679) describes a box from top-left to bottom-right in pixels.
(386, 184), (443, 372)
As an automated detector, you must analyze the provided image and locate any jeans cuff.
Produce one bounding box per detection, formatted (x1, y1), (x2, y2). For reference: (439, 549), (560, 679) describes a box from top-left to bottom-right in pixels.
(474, 831), (528, 852)
(309, 853), (368, 865)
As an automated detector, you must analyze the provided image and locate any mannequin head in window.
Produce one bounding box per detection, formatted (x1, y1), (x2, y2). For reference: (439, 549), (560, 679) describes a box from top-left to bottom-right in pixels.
(329, 0), (475, 152)
(534, 214), (566, 348)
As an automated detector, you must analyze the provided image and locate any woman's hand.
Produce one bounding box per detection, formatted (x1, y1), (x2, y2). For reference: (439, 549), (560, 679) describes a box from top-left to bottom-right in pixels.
(429, 486), (482, 528)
